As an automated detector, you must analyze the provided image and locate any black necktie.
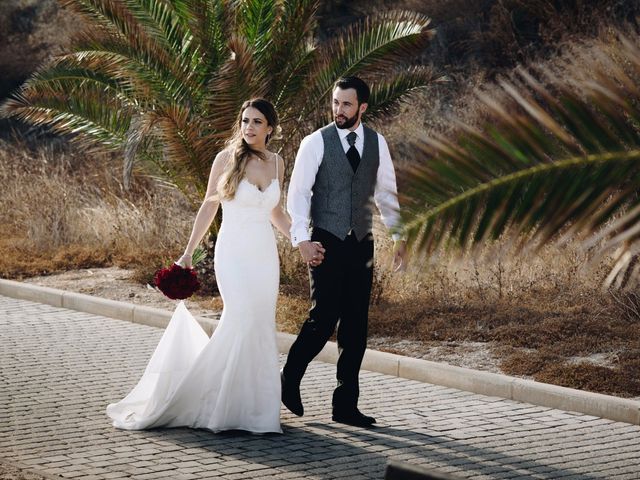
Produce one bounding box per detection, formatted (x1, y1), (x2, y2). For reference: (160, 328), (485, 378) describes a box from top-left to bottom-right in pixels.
(346, 131), (360, 172)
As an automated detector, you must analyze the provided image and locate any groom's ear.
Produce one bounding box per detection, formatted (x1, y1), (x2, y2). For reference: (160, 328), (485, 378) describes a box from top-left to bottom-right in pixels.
(359, 102), (368, 116)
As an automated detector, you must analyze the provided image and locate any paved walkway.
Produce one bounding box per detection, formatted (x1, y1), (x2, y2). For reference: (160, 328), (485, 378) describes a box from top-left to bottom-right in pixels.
(1, 295), (639, 480)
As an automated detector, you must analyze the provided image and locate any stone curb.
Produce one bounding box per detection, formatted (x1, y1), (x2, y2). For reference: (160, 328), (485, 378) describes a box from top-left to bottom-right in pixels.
(2, 278), (639, 426)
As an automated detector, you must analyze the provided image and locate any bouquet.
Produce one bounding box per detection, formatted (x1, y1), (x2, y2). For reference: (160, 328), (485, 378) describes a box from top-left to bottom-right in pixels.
(153, 248), (205, 300)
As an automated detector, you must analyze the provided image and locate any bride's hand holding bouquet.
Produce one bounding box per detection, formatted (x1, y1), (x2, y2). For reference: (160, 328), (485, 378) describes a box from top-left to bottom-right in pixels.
(154, 248), (205, 300)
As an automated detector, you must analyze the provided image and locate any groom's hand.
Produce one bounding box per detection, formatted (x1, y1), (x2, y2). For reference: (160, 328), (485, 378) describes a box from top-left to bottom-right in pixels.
(392, 240), (408, 272)
(299, 241), (325, 266)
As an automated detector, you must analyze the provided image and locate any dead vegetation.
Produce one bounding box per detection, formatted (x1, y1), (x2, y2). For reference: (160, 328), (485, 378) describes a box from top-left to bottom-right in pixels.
(0, 138), (193, 279)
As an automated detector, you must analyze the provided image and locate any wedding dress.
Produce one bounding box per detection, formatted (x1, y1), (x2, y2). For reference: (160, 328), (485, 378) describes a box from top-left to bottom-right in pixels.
(106, 175), (282, 434)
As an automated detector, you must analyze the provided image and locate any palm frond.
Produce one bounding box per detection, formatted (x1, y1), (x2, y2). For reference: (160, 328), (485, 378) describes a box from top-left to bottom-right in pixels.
(205, 35), (265, 133)
(61, 0), (131, 35)
(364, 66), (446, 124)
(2, 81), (130, 148)
(399, 35), (640, 288)
(236, 0), (278, 57)
(123, 0), (193, 57)
(25, 56), (138, 101)
(75, 33), (198, 104)
(268, 0), (319, 98)
(272, 42), (317, 117)
(69, 0), (203, 103)
(169, 0), (231, 77)
(146, 104), (211, 189)
(64, 0), (175, 68)
(123, 0), (212, 102)
(302, 10), (434, 114)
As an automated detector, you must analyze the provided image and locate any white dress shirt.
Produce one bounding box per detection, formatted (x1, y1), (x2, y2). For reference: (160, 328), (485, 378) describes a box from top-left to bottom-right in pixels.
(287, 122), (401, 247)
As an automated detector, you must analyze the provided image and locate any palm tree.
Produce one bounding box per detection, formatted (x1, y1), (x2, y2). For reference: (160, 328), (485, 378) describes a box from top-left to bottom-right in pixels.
(1, 0), (440, 200)
(399, 35), (640, 289)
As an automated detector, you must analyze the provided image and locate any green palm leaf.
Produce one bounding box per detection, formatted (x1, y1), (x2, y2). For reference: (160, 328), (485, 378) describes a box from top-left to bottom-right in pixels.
(145, 105), (209, 182)
(400, 35), (640, 287)
(169, 0), (230, 75)
(268, 0), (319, 106)
(304, 11), (434, 112)
(3, 77), (130, 148)
(205, 35), (265, 132)
(365, 66), (446, 123)
(237, 0), (277, 57)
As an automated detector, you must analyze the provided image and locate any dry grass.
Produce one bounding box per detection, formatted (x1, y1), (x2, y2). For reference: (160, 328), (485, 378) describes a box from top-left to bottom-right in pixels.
(366, 24), (640, 397)
(361, 236), (640, 397)
(0, 138), (193, 278)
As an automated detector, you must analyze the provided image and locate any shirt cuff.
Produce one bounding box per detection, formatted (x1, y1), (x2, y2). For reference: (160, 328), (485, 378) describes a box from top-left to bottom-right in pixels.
(291, 229), (311, 247)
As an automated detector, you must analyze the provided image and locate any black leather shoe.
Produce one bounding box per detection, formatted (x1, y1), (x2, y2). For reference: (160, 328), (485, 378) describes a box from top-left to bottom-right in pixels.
(281, 370), (304, 416)
(332, 409), (376, 427)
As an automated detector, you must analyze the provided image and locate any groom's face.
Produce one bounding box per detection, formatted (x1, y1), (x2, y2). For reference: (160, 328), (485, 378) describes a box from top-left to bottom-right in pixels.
(333, 87), (367, 130)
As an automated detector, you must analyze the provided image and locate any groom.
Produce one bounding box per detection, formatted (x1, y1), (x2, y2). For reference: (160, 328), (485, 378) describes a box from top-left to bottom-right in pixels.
(282, 76), (406, 427)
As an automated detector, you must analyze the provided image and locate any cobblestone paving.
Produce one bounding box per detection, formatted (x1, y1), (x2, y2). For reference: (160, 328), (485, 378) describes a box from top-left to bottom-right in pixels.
(1, 295), (640, 479)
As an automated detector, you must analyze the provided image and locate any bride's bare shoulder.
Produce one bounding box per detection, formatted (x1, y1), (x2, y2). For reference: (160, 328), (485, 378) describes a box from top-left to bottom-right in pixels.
(207, 149), (233, 182)
(216, 147), (234, 162)
(212, 148), (233, 169)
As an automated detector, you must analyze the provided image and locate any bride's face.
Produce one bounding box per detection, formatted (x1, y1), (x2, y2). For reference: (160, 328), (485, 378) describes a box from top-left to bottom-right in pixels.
(241, 107), (273, 148)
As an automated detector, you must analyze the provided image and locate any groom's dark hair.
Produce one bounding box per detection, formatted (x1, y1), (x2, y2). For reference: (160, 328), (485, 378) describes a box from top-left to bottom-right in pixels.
(334, 76), (370, 105)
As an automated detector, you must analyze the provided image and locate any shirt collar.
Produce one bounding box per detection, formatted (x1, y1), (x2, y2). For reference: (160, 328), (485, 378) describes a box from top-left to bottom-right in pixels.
(335, 122), (364, 142)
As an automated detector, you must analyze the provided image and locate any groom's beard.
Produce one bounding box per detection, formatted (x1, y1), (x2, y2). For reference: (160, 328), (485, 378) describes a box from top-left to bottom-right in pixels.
(334, 112), (359, 129)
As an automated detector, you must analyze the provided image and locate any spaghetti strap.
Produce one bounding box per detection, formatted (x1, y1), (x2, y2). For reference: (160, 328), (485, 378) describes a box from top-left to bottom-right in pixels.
(274, 152), (278, 179)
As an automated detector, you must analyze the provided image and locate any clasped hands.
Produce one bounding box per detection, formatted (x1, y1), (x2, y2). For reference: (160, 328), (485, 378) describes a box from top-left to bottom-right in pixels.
(298, 241), (326, 267)
(392, 240), (408, 273)
(299, 239), (408, 271)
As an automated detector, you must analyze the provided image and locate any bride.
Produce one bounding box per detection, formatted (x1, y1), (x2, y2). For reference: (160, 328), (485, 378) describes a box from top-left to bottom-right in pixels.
(106, 98), (300, 434)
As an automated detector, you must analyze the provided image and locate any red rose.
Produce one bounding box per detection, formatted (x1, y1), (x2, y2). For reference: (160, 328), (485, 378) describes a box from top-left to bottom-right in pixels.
(153, 263), (201, 300)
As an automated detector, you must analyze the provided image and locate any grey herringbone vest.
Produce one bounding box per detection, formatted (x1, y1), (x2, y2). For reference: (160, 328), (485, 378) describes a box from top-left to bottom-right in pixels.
(310, 123), (380, 240)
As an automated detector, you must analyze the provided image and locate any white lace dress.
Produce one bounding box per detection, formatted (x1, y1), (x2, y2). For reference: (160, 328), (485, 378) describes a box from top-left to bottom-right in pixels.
(106, 177), (282, 434)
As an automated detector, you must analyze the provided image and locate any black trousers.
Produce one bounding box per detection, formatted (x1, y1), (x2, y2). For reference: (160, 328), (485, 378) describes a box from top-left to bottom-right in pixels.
(283, 227), (374, 411)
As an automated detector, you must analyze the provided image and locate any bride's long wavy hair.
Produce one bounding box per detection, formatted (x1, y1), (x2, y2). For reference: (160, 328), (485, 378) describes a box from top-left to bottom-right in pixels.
(217, 98), (279, 200)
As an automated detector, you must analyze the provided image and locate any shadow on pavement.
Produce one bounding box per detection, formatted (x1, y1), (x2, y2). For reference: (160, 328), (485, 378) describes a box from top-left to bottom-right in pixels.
(137, 420), (597, 479)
